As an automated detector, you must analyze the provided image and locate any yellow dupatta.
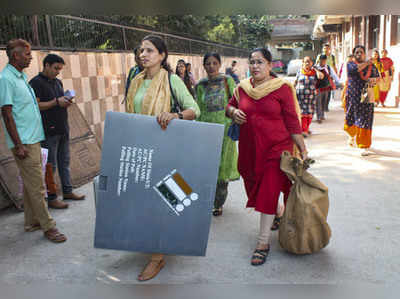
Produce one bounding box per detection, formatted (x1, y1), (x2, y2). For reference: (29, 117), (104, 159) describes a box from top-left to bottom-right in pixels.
(234, 77), (302, 122)
(234, 77), (302, 157)
(125, 68), (171, 115)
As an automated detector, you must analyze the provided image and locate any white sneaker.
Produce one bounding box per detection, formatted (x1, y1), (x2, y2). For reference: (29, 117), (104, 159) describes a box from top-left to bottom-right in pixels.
(361, 148), (372, 156)
(347, 137), (355, 147)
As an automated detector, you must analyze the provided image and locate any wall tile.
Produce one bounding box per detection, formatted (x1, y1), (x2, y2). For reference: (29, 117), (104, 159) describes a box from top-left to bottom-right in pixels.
(89, 76), (99, 100)
(79, 53), (89, 78)
(97, 76), (106, 99)
(62, 78), (74, 92)
(72, 78), (83, 104)
(104, 76), (112, 97)
(87, 53), (97, 77)
(81, 77), (92, 102)
(70, 54), (81, 78)
(96, 54), (104, 76)
(99, 97), (107, 122)
(92, 99), (101, 125)
(102, 54), (111, 76)
(59, 52), (72, 80)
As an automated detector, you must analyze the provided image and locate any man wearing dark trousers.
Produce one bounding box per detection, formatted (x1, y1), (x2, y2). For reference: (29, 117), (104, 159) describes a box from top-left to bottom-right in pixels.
(29, 54), (85, 209)
(0, 39), (66, 242)
(316, 43), (338, 112)
(315, 55), (334, 123)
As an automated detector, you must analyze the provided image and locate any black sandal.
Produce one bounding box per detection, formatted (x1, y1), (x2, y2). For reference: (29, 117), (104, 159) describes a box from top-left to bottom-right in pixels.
(212, 207), (223, 216)
(270, 216), (282, 231)
(251, 247), (270, 266)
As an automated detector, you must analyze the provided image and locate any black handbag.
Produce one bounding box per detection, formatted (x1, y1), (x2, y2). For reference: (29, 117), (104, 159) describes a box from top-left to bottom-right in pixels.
(227, 122), (240, 141)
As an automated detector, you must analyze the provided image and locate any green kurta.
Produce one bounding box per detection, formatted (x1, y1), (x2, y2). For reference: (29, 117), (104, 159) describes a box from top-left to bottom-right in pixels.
(195, 74), (240, 182)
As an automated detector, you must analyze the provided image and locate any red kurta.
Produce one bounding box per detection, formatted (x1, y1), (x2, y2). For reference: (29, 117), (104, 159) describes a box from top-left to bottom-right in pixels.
(227, 84), (302, 214)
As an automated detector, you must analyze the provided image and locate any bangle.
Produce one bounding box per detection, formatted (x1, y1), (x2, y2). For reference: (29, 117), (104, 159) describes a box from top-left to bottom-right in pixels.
(230, 107), (237, 118)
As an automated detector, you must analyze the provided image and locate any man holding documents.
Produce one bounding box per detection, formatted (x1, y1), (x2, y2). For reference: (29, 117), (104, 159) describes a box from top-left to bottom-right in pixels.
(30, 54), (85, 209)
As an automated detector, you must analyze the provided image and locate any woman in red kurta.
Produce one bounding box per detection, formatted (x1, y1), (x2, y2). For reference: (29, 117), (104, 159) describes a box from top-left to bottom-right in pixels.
(226, 48), (308, 266)
(379, 49), (395, 107)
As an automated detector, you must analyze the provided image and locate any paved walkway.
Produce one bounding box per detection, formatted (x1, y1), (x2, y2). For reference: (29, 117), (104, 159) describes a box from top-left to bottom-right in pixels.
(1, 97), (400, 284)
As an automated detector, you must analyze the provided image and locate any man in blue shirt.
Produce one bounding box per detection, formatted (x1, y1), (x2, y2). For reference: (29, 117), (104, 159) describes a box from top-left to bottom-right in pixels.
(225, 60), (240, 84)
(0, 39), (66, 243)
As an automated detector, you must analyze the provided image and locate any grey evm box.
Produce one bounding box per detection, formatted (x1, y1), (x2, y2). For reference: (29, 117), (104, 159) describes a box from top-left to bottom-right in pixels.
(94, 111), (224, 256)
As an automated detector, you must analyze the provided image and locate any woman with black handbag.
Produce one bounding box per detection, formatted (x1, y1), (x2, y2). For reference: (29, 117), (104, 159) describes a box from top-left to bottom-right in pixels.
(225, 47), (307, 266)
(125, 35), (200, 281)
(195, 53), (240, 217)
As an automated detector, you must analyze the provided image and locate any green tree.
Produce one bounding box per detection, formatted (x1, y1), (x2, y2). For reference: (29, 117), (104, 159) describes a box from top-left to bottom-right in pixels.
(233, 15), (274, 49)
(207, 16), (236, 44)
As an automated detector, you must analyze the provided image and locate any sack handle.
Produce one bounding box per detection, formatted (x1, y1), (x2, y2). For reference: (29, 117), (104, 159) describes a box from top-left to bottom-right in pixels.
(281, 151), (316, 180)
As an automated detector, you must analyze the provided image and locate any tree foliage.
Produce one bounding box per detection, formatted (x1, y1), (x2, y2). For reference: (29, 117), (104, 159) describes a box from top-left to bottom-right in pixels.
(1, 15), (275, 52)
(99, 15), (274, 49)
(233, 15), (274, 49)
(206, 16), (236, 44)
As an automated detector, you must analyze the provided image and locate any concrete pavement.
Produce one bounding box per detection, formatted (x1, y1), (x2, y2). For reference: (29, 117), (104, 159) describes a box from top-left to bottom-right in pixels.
(1, 97), (400, 284)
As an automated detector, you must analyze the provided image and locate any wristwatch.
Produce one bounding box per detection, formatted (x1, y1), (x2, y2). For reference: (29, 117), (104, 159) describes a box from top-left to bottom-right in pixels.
(178, 112), (184, 119)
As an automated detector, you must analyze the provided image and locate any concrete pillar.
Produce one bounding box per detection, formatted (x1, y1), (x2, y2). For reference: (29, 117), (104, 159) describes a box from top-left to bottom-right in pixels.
(360, 17), (364, 46)
(385, 15), (392, 49)
(379, 15), (386, 49)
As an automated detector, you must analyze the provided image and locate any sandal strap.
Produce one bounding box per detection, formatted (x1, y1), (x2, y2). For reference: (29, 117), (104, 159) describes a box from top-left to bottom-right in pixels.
(251, 248), (270, 265)
(45, 229), (66, 241)
(253, 248), (269, 256)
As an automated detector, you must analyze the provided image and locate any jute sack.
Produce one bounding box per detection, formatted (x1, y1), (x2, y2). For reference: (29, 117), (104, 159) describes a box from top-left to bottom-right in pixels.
(279, 151), (331, 254)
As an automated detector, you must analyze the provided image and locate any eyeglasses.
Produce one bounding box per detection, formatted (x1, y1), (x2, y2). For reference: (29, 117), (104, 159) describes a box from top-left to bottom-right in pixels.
(249, 59), (267, 66)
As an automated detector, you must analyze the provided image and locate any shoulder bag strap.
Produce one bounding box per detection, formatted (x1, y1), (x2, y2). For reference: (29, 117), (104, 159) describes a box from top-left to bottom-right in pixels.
(223, 76), (232, 99)
(169, 72), (182, 113)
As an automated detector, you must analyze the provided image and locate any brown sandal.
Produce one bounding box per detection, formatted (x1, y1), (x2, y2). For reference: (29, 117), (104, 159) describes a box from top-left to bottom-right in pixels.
(137, 259), (166, 281)
(25, 223), (41, 232)
(44, 228), (67, 243)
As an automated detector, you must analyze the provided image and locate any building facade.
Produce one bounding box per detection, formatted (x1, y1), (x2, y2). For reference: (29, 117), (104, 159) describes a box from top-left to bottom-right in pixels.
(313, 15), (400, 106)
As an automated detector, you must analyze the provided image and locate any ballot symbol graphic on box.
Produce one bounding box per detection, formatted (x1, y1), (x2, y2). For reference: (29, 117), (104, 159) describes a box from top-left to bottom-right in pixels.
(153, 169), (198, 216)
